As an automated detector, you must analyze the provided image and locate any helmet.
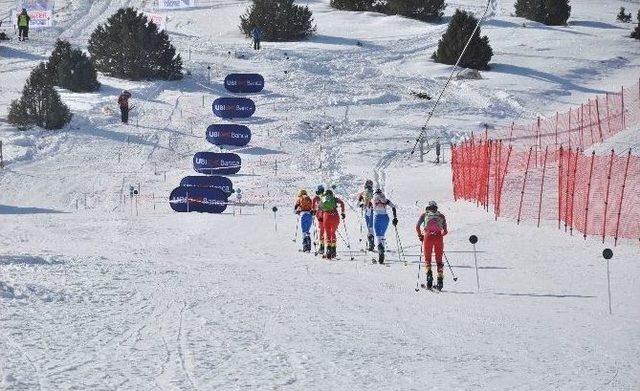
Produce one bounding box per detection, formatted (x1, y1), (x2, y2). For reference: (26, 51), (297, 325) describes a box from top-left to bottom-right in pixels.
(426, 201), (438, 210)
(298, 189), (307, 197)
(364, 179), (373, 189)
(316, 185), (325, 195)
(324, 189), (334, 197)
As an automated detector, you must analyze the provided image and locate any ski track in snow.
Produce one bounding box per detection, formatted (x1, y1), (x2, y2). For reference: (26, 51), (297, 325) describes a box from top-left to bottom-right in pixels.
(1, 0), (640, 389)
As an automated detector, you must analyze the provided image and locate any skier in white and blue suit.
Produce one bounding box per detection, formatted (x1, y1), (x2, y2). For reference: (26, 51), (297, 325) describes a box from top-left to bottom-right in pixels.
(372, 188), (398, 264)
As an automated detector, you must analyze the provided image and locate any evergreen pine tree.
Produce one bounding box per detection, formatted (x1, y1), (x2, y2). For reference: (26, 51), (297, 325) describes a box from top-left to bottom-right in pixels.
(88, 8), (182, 80)
(48, 39), (100, 92)
(432, 9), (493, 70)
(385, 0), (446, 22)
(240, 0), (316, 41)
(632, 10), (640, 39)
(8, 63), (72, 130)
(330, 0), (374, 12)
(515, 0), (570, 26)
(617, 7), (632, 23)
(544, 0), (571, 26)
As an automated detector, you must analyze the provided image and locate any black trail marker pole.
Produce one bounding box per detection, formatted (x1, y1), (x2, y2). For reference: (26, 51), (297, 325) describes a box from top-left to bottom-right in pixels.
(470, 235), (480, 291)
(272, 206), (278, 232)
(603, 248), (614, 315)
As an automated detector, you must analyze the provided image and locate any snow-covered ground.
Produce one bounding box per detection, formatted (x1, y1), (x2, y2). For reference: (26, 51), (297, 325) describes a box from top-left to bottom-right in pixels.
(1, 0), (639, 389)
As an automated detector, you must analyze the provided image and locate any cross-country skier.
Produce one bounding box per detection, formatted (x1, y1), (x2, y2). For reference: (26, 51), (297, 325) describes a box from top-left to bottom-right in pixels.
(415, 201), (448, 290)
(312, 185), (325, 255)
(319, 189), (345, 259)
(357, 179), (375, 251)
(372, 188), (398, 264)
(251, 26), (262, 50)
(117, 90), (132, 124)
(294, 189), (314, 253)
(17, 9), (29, 41)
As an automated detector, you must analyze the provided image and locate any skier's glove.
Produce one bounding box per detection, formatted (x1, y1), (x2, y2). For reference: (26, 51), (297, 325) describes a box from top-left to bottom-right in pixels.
(392, 218), (398, 226)
(418, 234), (424, 242)
(341, 213), (346, 220)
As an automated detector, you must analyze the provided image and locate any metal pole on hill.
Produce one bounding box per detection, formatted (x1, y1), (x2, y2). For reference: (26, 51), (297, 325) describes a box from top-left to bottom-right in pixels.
(470, 235), (480, 292)
(602, 249), (614, 315)
(409, 0), (495, 156)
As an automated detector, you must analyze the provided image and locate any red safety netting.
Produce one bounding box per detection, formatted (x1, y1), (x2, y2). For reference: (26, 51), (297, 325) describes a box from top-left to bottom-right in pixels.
(491, 79), (640, 151)
(452, 140), (640, 245)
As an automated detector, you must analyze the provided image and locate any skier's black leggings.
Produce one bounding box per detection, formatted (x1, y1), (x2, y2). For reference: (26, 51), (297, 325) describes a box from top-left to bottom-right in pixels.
(120, 107), (129, 124)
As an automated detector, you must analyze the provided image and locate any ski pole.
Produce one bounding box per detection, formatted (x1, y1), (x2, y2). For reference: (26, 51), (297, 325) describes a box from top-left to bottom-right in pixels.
(337, 229), (355, 260)
(311, 217), (317, 253)
(292, 214), (300, 242)
(394, 226), (407, 266)
(415, 245), (423, 291)
(443, 251), (458, 282)
(342, 218), (355, 260)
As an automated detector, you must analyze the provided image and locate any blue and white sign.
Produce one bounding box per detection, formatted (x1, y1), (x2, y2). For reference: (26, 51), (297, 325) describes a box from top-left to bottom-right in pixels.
(169, 186), (228, 213)
(224, 74), (265, 94)
(206, 124), (251, 147)
(193, 152), (242, 175)
(212, 98), (255, 119)
(179, 176), (234, 196)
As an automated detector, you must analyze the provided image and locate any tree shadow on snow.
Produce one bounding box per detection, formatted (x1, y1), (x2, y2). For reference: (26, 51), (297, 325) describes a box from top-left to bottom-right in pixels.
(570, 20), (626, 30)
(490, 63), (609, 95)
(310, 34), (382, 50)
(0, 46), (46, 62)
(0, 204), (66, 215)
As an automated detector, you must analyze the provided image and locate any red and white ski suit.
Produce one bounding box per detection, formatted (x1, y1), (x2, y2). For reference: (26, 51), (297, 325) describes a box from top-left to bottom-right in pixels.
(416, 211), (448, 274)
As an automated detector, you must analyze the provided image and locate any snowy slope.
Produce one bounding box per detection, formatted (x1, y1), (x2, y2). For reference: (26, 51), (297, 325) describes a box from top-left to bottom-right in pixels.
(1, 0), (639, 389)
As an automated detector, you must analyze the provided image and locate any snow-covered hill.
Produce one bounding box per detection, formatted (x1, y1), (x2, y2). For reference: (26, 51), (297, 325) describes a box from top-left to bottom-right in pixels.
(1, 0), (639, 389)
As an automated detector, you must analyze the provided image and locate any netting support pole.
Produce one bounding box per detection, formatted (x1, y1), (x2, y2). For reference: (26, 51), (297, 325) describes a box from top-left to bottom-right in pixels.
(497, 144), (512, 219)
(558, 146), (563, 230)
(517, 147), (533, 225)
(537, 146), (549, 228)
(602, 149), (615, 243)
(569, 149), (580, 236)
(583, 151), (596, 239)
(595, 97), (603, 142)
(614, 149), (632, 246)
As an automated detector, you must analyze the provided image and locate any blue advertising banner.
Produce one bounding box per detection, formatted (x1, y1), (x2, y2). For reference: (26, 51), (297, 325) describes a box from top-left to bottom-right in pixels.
(169, 186), (228, 213)
(206, 124), (251, 147)
(179, 175), (234, 196)
(224, 74), (265, 94)
(193, 152), (242, 175)
(212, 98), (255, 119)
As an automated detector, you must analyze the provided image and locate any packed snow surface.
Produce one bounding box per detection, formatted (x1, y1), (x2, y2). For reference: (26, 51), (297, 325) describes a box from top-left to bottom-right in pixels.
(1, 0), (639, 389)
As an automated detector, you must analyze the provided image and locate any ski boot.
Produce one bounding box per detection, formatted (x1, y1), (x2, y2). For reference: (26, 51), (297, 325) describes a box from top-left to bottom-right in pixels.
(326, 245), (336, 259)
(425, 268), (433, 290)
(302, 236), (311, 253)
(436, 273), (444, 291)
(318, 243), (325, 256)
(377, 243), (385, 264)
(367, 234), (375, 252)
